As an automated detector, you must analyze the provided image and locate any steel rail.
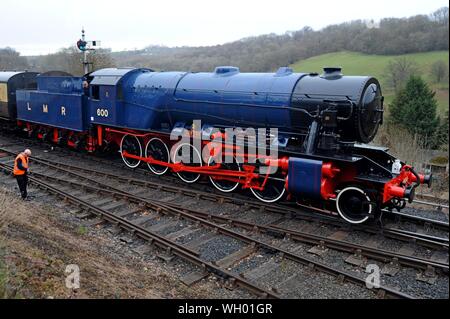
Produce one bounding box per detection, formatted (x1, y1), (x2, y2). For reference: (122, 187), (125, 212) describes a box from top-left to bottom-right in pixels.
(2, 139), (447, 234)
(3, 146), (447, 274)
(384, 228), (449, 244)
(1, 146), (447, 249)
(26, 160), (450, 271)
(14, 159), (449, 271)
(39, 155), (444, 272)
(412, 199), (449, 209)
(36, 155), (450, 232)
(0, 161), (417, 299)
(0, 144), (351, 224)
(0, 162), (280, 299)
(388, 210), (449, 228)
(416, 193), (449, 203)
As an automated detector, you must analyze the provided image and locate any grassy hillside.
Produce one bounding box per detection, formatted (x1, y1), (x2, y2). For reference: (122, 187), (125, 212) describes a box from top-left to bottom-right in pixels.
(290, 51), (449, 114)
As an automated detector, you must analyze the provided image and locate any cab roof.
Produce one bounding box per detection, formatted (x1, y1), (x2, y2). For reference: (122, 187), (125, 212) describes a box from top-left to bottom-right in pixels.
(0, 71), (27, 83)
(89, 68), (151, 86)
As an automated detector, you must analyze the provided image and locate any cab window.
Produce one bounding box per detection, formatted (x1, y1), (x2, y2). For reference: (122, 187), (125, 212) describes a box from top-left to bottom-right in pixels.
(91, 85), (100, 100)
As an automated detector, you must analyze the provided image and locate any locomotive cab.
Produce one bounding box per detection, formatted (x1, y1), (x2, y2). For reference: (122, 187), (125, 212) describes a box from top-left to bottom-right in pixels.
(88, 68), (134, 126)
(87, 68), (158, 128)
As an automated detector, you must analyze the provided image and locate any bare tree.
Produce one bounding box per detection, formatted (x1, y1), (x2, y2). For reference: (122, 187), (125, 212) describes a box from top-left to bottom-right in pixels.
(0, 48), (29, 70)
(374, 123), (430, 168)
(19, 8), (450, 73)
(35, 46), (115, 75)
(385, 58), (419, 92)
(430, 60), (449, 83)
(90, 48), (115, 72)
(431, 7), (449, 26)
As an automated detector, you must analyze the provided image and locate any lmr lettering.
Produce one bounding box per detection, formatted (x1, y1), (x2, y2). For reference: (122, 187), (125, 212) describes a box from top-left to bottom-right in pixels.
(222, 303), (272, 314)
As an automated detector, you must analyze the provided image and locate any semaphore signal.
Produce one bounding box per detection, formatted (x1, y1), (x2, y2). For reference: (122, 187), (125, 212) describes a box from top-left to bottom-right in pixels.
(77, 28), (101, 74)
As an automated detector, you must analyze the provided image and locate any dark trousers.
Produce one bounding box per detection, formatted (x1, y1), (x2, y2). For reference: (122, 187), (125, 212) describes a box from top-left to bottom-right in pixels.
(15, 174), (28, 199)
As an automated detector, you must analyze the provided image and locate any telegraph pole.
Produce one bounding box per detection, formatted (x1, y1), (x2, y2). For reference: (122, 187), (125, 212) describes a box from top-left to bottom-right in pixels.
(76, 28), (101, 74)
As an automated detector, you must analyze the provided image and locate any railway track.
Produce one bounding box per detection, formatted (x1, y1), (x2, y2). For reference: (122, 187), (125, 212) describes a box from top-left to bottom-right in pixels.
(1, 154), (423, 298)
(1, 140), (449, 250)
(2, 142), (447, 249)
(0, 161), (279, 298)
(0, 135), (449, 238)
(1, 149), (448, 271)
(1, 147), (448, 298)
(415, 193), (449, 206)
(2, 133), (448, 230)
(413, 199), (449, 211)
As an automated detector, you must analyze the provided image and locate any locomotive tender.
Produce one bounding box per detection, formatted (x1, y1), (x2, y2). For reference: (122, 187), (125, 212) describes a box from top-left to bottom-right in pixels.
(0, 67), (431, 224)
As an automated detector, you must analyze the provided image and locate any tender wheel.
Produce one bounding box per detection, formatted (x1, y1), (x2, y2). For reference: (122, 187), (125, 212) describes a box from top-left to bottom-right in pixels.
(120, 134), (142, 168)
(172, 143), (202, 183)
(250, 175), (286, 203)
(208, 156), (241, 193)
(336, 186), (373, 224)
(145, 138), (169, 175)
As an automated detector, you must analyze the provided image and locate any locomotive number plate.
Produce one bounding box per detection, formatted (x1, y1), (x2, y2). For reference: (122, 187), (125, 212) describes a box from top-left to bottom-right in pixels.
(96, 108), (109, 117)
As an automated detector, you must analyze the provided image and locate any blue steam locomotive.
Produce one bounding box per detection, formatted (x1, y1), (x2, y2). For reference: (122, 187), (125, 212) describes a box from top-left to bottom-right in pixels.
(0, 66), (431, 224)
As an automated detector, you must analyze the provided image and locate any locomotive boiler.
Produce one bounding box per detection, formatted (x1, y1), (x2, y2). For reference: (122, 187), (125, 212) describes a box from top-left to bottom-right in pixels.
(0, 65), (431, 224)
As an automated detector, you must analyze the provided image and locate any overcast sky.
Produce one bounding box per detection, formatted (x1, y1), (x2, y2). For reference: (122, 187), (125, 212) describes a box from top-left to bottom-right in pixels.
(2, 0), (448, 56)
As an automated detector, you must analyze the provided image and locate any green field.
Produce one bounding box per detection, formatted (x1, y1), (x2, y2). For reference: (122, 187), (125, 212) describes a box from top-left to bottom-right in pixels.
(290, 51), (449, 114)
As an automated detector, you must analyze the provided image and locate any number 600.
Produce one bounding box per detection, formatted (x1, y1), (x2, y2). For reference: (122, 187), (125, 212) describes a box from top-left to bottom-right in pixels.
(97, 108), (109, 117)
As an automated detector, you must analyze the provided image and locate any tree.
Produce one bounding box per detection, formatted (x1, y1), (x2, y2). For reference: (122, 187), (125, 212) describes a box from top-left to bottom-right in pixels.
(36, 46), (115, 75)
(434, 111), (449, 150)
(430, 60), (449, 83)
(0, 47), (29, 70)
(385, 58), (419, 92)
(431, 7), (449, 26)
(389, 76), (439, 144)
(90, 48), (116, 73)
(5, 8), (448, 73)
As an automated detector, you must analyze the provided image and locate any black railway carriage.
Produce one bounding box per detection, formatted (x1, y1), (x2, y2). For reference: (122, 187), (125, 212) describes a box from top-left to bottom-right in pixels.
(0, 71), (38, 120)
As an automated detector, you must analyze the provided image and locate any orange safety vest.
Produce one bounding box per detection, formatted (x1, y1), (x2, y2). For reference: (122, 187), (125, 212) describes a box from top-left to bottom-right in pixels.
(13, 153), (29, 176)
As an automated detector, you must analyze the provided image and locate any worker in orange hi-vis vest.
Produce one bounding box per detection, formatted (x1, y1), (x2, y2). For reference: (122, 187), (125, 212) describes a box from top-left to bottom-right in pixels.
(13, 149), (31, 200)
